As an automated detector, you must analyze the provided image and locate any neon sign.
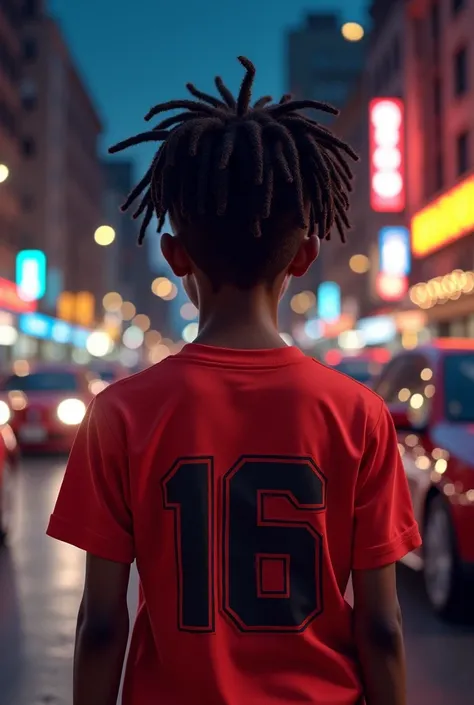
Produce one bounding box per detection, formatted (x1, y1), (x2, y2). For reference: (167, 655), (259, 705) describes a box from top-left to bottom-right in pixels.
(16, 250), (47, 302)
(376, 226), (410, 301)
(369, 99), (405, 212)
(411, 175), (474, 257)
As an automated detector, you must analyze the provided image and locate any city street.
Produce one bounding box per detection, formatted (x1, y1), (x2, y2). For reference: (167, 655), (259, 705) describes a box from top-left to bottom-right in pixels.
(1, 458), (474, 705)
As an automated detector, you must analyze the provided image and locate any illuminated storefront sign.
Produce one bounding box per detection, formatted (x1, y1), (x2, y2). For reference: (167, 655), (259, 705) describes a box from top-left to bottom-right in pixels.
(317, 282), (341, 323)
(0, 277), (37, 313)
(357, 315), (397, 345)
(369, 98), (405, 212)
(16, 250), (47, 301)
(376, 226), (410, 301)
(376, 272), (408, 301)
(19, 312), (92, 347)
(409, 269), (474, 309)
(57, 291), (95, 327)
(411, 175), (474, 257)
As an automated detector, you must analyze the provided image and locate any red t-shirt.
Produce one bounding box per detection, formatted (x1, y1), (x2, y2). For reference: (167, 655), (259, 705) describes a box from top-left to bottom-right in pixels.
(47, 344), (421, 705)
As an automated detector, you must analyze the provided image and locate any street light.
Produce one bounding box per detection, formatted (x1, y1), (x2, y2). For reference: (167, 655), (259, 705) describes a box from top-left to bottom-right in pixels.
(94, 225), (116, 246)
(0, 165), (9, 184)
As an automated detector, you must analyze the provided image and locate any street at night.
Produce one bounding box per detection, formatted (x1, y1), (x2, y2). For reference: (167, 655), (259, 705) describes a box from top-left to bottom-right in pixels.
(0, 457), (473, 705)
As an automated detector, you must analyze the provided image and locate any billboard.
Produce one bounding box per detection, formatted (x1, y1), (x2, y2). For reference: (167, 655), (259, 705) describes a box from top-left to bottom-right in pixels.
(411, 174), (474, 257)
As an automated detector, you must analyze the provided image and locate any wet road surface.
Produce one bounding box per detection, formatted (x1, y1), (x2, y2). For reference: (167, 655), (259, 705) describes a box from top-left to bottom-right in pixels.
(1, 457), (474, 705)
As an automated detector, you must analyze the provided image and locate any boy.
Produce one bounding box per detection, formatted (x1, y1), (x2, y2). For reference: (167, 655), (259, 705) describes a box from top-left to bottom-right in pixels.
(47, 57), (421, 705)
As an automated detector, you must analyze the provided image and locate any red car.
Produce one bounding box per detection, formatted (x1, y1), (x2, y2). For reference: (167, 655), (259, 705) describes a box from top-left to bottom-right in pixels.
(373, 339), (474, 619)
(0, 421), (20, 544)
(0, 364), (94, 453)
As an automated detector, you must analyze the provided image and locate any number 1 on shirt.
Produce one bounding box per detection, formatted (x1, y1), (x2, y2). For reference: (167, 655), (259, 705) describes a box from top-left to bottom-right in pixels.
(162, 455), (326, 634)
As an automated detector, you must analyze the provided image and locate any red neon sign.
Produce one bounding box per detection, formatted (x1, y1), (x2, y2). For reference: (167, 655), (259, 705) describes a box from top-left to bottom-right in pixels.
(0, 277), (37, 313)
(369, 98), (405, 212)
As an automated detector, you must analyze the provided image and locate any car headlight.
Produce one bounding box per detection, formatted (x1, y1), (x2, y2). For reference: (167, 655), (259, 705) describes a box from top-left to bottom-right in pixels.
(57, 398), (86, 426)
(0, 400), (11, 426)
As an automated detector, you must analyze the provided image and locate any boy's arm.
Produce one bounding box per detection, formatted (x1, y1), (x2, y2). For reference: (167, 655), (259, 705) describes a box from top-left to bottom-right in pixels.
(351, 402), (421, 705)
(353, 564), (406, 705)
(74, 555), (130, 705)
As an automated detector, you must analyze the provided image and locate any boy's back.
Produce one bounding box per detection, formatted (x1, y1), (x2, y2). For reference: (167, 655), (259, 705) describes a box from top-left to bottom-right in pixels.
(48, 343), (419, 705)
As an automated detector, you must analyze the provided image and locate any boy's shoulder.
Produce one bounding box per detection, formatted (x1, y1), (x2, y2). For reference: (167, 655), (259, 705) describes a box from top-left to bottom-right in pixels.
(92, 359), (173, 412)
(308, 357), (384, 428)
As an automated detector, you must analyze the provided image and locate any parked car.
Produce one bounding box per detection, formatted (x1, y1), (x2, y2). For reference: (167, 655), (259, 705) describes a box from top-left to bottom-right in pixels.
(0, 364), (94, 453)
(372, 339), (474, 619)
(90, 362), (128, 386)
(0, 419), (20, 545)
(326, 348), (390, 387)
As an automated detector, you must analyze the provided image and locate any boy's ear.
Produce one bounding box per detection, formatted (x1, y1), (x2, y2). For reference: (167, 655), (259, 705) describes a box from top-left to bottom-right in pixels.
(288, 233), (320, 278)
(161, 233), (193, 277)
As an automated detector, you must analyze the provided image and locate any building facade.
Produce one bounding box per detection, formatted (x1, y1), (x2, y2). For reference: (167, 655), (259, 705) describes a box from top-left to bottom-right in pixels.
(287, 13), (366, 122)
(0, 0), (22, 281)
(405, 0), (474, 337)
(20, 9), (104, 324)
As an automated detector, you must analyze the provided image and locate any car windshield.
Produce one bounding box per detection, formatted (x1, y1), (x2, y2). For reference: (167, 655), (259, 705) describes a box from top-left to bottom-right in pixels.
(444, 354), (474, 422)
(3, 372), (78, 393)
(334, 359), (381, 383)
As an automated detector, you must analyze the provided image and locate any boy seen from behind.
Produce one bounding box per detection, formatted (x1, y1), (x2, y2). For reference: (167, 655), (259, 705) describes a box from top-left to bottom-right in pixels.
(47, 57), (421, 705)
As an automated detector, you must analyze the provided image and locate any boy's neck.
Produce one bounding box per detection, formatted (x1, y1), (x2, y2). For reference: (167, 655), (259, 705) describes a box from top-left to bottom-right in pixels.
(195, 286), (288, 350)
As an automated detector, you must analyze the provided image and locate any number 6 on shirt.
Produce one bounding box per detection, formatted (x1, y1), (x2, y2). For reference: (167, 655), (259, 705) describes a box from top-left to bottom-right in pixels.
(162, 455), (327, 634)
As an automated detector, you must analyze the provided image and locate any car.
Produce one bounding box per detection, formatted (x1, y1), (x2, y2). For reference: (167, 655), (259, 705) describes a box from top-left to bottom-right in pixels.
(372, 339), (474, 619)
(90, 362), (128, 386)
(0, 364), (94, 453)
(0, 420), (20, 545)
(325, 348), (390, 387)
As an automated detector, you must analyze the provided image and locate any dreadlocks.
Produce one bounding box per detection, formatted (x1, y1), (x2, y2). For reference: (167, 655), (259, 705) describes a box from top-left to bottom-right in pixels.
(109, 56), (359, 288)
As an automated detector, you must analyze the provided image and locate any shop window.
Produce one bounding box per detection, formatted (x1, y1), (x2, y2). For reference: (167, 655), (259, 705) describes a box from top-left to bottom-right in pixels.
(454, 47), (468, 96)
(456, 131), (469, 175)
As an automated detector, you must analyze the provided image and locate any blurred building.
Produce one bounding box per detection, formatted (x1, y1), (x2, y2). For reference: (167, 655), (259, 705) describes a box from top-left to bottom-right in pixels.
(0, 0), (22, 281)
(304, 0), (413, 355)
(283, 12), (367, 343)
(405, 0), (474, 338)
(102, 159), (172, 336)
(20, 8), (104, 326)
(286, 13), (367, 122)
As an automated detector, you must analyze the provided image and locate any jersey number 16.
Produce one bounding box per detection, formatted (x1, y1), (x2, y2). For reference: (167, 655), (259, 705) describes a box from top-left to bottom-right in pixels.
(162, 455), (327, 634)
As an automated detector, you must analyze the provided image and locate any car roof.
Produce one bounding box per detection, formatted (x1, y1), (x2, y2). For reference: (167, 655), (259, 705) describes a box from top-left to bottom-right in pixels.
(418, 338), (474, 354)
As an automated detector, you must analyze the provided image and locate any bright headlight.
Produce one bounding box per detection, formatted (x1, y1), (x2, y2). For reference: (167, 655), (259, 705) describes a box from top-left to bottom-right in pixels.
(0, 401), (10, 426)
(57, 398), (86, 426)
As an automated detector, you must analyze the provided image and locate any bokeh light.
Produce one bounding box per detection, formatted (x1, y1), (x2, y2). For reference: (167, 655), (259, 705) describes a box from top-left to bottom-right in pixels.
(103, 292), (123, 312)
(341, 22), (365, 42)
(349, 254), (370, 274)
(182, 322), (198, 343)
(180, 302), (198, 320)
(152, 277), (173, 298)
(133, 314), (151, 332)
(0, 164), (9, 183)
(86, 331), (113, 357)
(94, 225), (116, 246)
(123, 325), (144, 350)
(121, 301), (136, 321)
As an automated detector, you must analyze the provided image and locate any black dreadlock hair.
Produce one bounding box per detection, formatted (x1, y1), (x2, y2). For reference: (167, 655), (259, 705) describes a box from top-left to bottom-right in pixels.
(109, 56), (359, 289)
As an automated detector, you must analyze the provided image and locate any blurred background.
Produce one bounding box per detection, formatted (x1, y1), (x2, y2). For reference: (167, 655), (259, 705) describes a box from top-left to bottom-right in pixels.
(1, 0), (474, 703)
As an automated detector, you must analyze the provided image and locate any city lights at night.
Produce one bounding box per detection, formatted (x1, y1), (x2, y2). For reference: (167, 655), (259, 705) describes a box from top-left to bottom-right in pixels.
(1, 1), (474, 703)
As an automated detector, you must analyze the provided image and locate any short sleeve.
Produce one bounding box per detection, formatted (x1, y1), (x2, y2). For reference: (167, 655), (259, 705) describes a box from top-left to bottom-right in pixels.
(46, 394), (134, 564)
(352, 402), (421, 571)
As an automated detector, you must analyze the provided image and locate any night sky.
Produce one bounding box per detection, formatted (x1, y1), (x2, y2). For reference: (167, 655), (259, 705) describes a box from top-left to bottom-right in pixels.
(48, 0), (368, 168)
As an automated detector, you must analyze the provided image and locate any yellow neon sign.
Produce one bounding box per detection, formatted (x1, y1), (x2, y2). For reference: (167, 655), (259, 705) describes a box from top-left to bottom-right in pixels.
(411, 175), (474, 257)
